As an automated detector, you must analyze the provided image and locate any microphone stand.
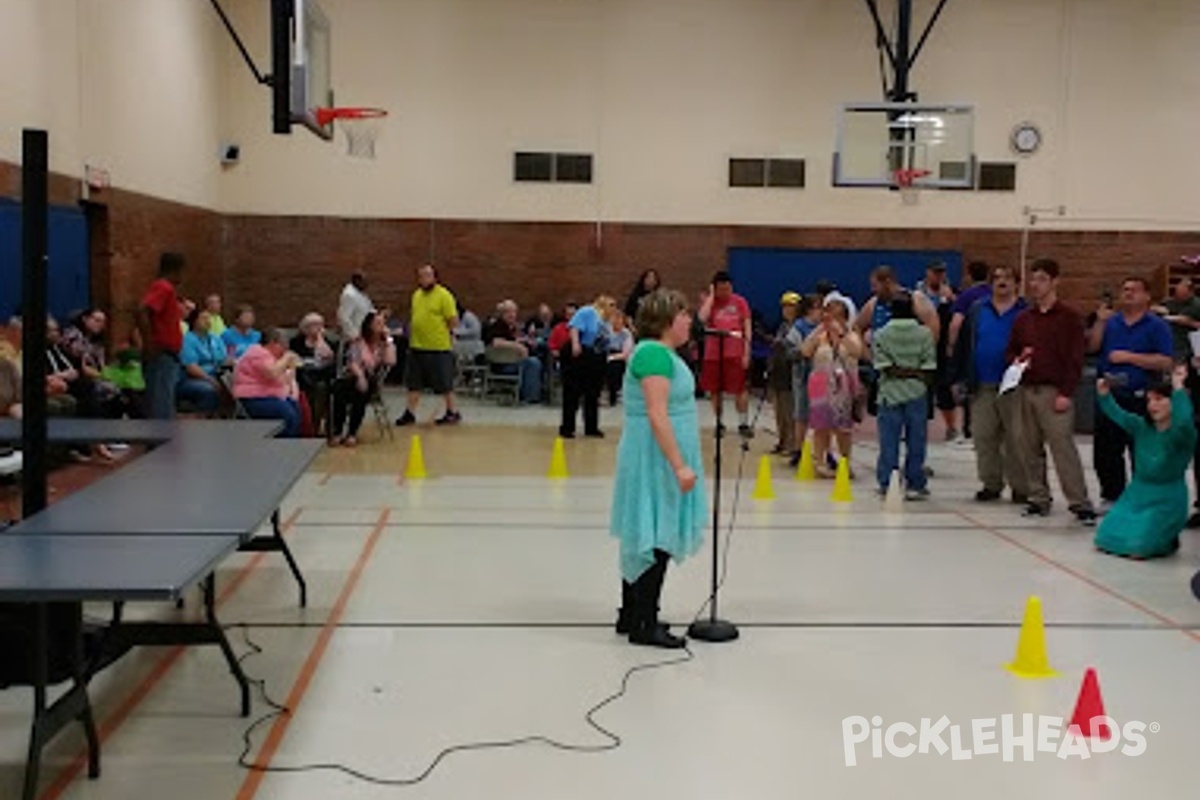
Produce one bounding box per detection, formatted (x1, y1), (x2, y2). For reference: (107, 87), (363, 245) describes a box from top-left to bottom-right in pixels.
(688, 329), (739, 643)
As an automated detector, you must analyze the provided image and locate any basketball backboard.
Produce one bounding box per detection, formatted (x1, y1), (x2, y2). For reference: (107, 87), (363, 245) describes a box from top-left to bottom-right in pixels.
(270, 0), (333, 139)
(833, 102), (975, 189)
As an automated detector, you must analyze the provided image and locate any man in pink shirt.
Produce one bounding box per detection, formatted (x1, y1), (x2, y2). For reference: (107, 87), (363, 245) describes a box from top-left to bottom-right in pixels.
(698, 271), (753, 436)
(233, 328), (303, 436)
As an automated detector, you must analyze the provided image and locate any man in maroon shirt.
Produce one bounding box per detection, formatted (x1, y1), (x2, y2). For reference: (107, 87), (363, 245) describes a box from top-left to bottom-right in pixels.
(1004, 258), (1096, 524)
(137, 252), (186, 419)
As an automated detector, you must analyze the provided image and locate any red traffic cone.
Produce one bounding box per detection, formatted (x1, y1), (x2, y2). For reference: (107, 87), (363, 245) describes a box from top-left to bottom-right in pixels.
(1067, 668), (1111, 739)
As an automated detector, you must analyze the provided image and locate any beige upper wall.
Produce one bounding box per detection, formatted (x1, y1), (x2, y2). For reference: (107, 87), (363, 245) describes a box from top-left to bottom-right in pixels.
(0, 0), (222, 209)
(3, 0), (1196, 227)
(216, 0), (1200, 229)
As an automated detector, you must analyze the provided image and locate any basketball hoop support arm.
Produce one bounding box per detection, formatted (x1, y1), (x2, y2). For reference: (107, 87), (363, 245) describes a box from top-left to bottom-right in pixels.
(208, 0), (272, 87)
(861, 0), (949, 103)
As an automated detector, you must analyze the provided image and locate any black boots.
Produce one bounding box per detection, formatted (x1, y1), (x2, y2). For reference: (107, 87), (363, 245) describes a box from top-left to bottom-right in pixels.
(619, 551), (686, 649)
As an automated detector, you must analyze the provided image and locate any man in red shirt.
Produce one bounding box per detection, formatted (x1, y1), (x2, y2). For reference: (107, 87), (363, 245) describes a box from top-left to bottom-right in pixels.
(1004, 258), (1096, 525)
(137, 252), (186, 418)
(698, 271), (753, 436)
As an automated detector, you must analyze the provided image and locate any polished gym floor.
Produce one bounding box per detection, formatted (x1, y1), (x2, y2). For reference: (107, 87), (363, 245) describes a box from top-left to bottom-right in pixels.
(2, 394), (1197, 799)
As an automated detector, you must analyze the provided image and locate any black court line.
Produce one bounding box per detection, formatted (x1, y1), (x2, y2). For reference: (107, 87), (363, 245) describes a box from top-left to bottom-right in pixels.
(291, 520), (1075, 531)
(228, 620), (1200, 632)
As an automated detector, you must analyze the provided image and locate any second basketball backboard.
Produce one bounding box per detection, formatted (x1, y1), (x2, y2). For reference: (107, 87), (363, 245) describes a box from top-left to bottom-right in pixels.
(833, 102), (975, 189)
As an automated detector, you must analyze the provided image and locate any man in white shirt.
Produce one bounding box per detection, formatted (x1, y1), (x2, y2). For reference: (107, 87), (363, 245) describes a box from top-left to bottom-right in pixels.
(338, 271), (374, 342)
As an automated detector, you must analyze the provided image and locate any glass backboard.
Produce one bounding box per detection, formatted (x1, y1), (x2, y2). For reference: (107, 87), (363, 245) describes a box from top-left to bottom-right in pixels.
(291, 0), (334, 140)
(833, 103), (975, 188)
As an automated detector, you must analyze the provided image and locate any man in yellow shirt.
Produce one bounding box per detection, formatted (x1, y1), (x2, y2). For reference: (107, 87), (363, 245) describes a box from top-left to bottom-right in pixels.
(397, 264), (461, 425)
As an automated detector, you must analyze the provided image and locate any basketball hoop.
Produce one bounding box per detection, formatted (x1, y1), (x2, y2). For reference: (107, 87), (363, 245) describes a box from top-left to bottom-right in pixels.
(893, 168), (930, 205)
(315, 107), (388, 159)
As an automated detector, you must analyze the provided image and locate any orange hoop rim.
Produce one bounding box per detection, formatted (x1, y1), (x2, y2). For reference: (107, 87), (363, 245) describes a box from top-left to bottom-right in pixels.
(315, 107), (388, 127)
(892, 168), (931, 188)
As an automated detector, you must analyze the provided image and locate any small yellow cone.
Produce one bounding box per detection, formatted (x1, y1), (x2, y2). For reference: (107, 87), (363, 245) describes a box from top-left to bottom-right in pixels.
(752, 454), (774, 500)
(547, 436), (569, 479)
(405, 435), (427, 479)
(795, 438), (815, 481)
(830, 456), (853, 502)
(1005, 596), (1057, 678)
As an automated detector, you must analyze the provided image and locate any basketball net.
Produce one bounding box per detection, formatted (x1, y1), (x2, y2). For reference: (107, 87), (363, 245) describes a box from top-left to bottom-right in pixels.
(316, 108), (388, 159)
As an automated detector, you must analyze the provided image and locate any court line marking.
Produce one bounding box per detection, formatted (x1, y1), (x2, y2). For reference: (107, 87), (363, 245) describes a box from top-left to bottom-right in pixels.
(36, 507), (306, 800)
(233, 507), (391, 800)
(953, 508), (1200, 645)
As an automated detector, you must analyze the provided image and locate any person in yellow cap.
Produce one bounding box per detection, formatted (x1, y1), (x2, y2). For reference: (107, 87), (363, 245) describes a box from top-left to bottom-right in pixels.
(768, 292), (803, 455)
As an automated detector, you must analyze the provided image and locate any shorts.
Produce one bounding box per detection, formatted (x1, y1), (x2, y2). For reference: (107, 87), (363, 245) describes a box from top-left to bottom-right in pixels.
(404, 349), (455, 394)
(701, 358), (746, 395)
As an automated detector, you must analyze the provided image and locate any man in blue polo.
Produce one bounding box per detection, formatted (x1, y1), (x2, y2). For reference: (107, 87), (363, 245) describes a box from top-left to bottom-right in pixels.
(1087, 276), (1174, 508)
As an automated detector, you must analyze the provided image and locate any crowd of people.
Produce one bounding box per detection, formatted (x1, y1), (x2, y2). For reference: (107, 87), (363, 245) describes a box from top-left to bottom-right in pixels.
(4, 250), (1198, 565)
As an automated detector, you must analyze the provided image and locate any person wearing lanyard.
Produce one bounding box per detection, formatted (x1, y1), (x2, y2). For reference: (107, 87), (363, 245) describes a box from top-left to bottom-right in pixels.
(1087, 276), (1174, 510)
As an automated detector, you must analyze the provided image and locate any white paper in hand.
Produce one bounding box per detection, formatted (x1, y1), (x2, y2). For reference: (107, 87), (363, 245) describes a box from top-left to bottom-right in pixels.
(999, 360), (1027, 394)
(1188, 330), (1200, 358)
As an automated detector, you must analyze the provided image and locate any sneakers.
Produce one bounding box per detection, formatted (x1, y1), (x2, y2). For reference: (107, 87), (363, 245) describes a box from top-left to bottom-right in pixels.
(905, 487), (930, 501)
(394, 410), (416, 426)
(1021, 502), (1051, 518)
(974, 488), (1002, 502)
(1070, 505), (1097, 526)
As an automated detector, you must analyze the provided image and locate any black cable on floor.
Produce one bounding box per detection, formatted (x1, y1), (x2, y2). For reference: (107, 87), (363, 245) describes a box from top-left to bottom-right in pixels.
(230, 392), (768, 787)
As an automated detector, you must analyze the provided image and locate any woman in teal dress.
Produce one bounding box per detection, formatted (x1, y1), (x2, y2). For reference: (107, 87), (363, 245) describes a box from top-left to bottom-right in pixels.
(1094, 365), (1196, 559)
(611, 289), (708, 648)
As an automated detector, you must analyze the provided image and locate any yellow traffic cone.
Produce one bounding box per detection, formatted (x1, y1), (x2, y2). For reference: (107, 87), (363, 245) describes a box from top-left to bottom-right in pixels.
(405, 435), (427, 480)
(547, 436), (569, 479)
(795, 438), (815, 481)
(1005, 596), (1057, 678)
(752, 454), (774, 500)
(830, 456), (853, 502)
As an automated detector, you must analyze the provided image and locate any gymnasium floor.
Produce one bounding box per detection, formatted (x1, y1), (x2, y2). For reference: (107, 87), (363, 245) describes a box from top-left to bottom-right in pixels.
(2, 393), (1198, 799)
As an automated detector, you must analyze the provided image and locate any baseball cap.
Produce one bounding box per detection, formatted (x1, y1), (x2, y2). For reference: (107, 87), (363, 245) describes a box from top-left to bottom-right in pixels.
(780, 291), (801, 305)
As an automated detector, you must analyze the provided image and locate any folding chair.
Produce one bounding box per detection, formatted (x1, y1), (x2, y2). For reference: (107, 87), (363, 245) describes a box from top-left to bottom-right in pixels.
(368, 365), (395, 441)
(483, 346), (523, 405)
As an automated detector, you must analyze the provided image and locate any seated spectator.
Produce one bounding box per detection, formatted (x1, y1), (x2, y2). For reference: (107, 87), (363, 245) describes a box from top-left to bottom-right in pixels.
(453, 301), (484, 363)
(232, 328), (303, 437)
(605, 310), (634, 405)
(178, 307), (232, 414)
(0, 349), (19, 419)
(61, 308), (128, 418)
(204, 293), (227, 336)
(485, 300), (543, 404)
(44, 317), (80, 418)
(547, 302), (578, 357)
(524, 303), (555, 343)
(290, 312), (337, 436)
(331, 312), (396, 446)
(222, 304), (262, 359)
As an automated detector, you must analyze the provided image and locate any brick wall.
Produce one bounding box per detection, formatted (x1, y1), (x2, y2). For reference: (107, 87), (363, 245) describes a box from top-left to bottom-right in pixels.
(7, 155), (1200, 337)
(224, 216), (1200, 328)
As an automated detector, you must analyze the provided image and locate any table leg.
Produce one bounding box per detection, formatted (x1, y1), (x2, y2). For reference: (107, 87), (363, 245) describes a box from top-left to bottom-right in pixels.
(204, 574), (251, 717)
(239, 509), (306, 607)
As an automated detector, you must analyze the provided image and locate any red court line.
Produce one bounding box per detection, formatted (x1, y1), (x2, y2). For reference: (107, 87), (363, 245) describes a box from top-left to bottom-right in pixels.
(36, 507), (305, 800)
(954, 508), (1200, 644)
(234, 507), (392, 800)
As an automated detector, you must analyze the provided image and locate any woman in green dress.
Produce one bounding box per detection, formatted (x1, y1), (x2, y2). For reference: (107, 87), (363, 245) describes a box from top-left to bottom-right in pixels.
(1094, 364), (1196, 559)
(610, 289), (707, 648)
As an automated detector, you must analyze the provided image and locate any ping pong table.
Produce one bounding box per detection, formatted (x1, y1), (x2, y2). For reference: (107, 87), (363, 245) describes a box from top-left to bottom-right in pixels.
(0, 420), (321, 800)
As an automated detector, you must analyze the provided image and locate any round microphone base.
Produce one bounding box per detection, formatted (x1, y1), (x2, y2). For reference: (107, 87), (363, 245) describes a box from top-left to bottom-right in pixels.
(687, 618), (739, 643)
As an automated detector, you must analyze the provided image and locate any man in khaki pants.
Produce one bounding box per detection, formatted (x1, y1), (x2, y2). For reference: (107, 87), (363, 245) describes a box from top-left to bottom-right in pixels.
(954, 265), (1028, 503)
(1003, 258), (1097, 525)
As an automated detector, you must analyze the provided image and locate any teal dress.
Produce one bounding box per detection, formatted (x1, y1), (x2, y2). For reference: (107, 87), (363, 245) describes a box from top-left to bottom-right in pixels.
(1094, 389), (1196, 558)
(611, 341), (708, 582)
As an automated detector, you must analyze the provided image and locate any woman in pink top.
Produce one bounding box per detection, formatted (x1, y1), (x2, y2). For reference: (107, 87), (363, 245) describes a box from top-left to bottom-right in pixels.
(233, 328), (304, 437)
(330, 312), (397, 446)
